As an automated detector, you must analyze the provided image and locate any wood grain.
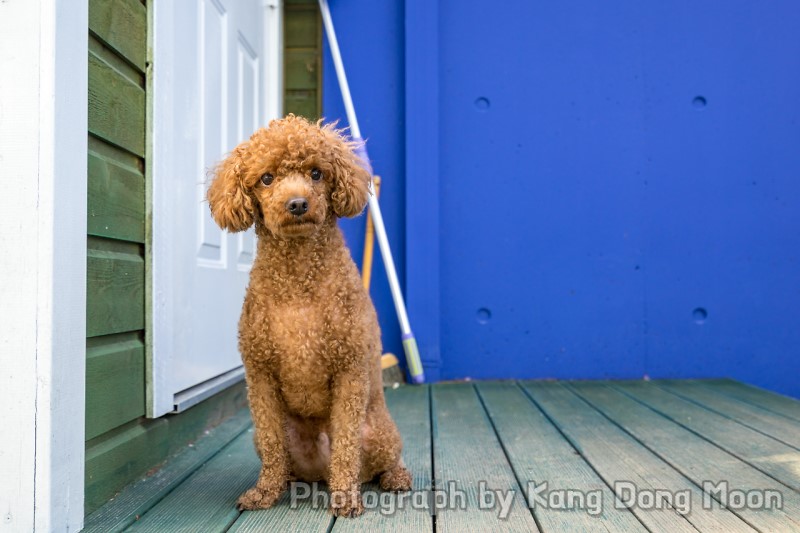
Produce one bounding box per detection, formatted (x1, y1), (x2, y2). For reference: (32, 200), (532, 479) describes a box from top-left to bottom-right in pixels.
(525, 381), (750, 532)
(89, 0), (147, 71)
(286, 50), (320, 90)
(86, 381), (800, 531)
(284, 6), (319, 49)
(86, 243), (145, 338)
(124, 429), (260, 532)
(709, 379), (800, 423)
(228, 486), (333, 533)
(611, 381), (800, 493)
(657, 380), (800, 450)
(86, 333), (146, 441)
(88, 50), (146, 156)
(284, 1), (321, 120)
(578, 381), (799, 530)
(477, 382), (645, 532)
(432, 383), (539, 532)
(284, 90), (319, 120)
(88, 149), (145, 243)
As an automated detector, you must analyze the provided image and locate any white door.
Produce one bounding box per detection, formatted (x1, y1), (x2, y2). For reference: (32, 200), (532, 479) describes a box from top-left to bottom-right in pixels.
(151, 0), (282, 416)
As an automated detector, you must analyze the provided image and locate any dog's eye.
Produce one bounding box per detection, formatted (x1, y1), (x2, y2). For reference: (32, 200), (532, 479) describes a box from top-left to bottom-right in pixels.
(310, 168), (323, 181)
(260, 173), (274, 186)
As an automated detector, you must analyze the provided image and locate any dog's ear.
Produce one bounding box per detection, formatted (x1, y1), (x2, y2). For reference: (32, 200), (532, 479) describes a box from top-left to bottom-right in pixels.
(328, 130), (372, 218)
(207, 143), (255, 232)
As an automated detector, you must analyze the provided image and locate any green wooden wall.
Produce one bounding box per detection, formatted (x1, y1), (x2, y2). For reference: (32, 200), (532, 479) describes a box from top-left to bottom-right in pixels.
(85, 0), (149, 513)
(284, 0), (322, 120)
(86, 0), (154, 513)
(85, 0), (321, 515)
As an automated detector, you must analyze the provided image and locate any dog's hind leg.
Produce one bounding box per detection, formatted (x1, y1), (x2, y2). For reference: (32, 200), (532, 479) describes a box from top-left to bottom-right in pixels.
(359, 404), (412, 491)
(379, 459), (412, 492)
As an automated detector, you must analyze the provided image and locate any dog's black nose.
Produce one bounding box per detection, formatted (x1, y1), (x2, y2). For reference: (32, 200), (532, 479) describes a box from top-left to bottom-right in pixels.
(286, 197), (309, 216)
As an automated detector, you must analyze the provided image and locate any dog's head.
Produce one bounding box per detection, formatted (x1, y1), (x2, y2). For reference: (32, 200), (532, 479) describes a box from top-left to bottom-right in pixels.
(207, 115), (371, 238)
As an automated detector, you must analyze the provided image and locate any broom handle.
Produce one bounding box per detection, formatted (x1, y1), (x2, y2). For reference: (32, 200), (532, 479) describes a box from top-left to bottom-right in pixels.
(362, 177), (380, 290)
(319, 0), (425, 383)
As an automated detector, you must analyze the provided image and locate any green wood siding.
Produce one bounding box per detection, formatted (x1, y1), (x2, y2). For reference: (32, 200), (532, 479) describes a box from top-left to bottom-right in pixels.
(88, 137), (146, 242)
(88, 49), (146, 157)
(89, 0), (147, 71)
(86, 333), (145, 441)
(86, 239), (145, 337)
(284, 0), (322, 120)
(86, 0), (149, 514)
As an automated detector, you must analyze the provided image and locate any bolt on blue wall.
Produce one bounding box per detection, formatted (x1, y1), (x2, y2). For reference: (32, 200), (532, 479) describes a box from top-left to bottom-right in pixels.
(323, 0), (800, 398)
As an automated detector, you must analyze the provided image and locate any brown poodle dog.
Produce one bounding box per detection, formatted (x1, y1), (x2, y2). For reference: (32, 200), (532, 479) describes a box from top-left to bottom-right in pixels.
(207, 115), (412, 517)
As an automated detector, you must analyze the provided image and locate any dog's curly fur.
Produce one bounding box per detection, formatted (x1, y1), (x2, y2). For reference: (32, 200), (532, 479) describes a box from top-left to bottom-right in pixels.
(207, 115), (411, 517)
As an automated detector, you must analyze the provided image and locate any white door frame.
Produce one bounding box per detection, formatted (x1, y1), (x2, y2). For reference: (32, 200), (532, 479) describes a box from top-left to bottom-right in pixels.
(150, 0), (283, 417)
(0, 1), (88, 531)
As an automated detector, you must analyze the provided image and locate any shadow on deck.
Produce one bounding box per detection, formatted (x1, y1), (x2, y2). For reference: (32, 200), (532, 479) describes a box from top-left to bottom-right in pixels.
(83, 379), (800, 532)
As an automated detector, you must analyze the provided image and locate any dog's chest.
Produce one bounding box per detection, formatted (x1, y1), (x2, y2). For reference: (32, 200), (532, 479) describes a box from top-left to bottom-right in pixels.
(268, 302), (321, 343)
(269, 304), (332, 416)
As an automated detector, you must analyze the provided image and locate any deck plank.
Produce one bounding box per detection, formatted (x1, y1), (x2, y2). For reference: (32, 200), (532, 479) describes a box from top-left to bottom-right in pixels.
(657, 380), (800, 450)
(577, 381), (800, 531)
(124, 428), (260, 532)
(85, 409), (251, 532)
(226, 486), (333, 533)
(707, 379), (800, 423)
(96, 380), (800, 531)
(331, 385), (434, 532)
(432, 383), (539, 532)
(523, 381), (751, 532)
(612, 381), (800, 492)
(475, 382), (646, 532)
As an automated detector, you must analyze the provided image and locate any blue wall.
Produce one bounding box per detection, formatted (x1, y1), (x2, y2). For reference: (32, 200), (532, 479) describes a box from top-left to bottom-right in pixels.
(323, 0), (800, 398)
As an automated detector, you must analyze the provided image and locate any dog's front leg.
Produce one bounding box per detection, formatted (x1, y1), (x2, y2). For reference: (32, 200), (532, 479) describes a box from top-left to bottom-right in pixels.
(328, 370), (368, 517)
(237, 369), (289, 510)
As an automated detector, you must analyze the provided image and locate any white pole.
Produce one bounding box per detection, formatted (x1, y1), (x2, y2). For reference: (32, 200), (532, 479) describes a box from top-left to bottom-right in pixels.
(0, 0), (88, 528)
(318, 0), (424, 382)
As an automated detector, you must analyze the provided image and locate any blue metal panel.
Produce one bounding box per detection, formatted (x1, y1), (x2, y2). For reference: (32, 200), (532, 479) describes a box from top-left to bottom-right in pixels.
(636, 3), (800, 395)
(405, 0), (442, 381)
(438, 1), (650, 383)
(322, 0), (800, 397)
(435, 0), (800, 397)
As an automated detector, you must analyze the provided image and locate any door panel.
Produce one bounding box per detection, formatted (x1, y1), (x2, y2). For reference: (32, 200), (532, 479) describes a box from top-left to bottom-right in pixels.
(197, 0), (229, 267)
(152, 0), (282, 416)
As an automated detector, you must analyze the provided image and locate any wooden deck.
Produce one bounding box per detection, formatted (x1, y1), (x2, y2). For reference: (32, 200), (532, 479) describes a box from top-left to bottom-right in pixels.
(83, 380), (800, 532)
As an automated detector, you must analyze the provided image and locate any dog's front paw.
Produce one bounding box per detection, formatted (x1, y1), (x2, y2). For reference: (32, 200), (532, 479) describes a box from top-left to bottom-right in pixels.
(236, 485), (284, 511)
(379, 466), (412, 492)
(330, 490), (364, 518)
